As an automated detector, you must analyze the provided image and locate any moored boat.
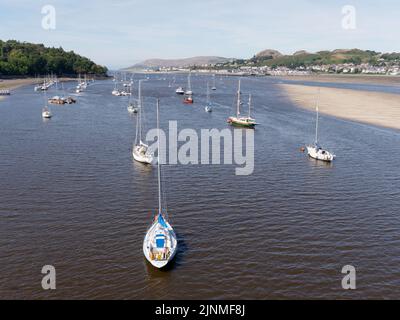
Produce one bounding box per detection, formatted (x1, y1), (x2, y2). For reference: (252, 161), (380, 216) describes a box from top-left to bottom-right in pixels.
(227, 80), (257, 128)
(132, 80), (153, 164)
(205, 81), (212, 112)
(183, 95), (193, 104)
(175, 86), (185, 95)
(185, 71), (193, 95)
(211, 74), (217, 90)
(48, 96), (66, 105)
(42, 106), (52, 118)
(143, 99), (177, 269)
(306, 89), (335, 162)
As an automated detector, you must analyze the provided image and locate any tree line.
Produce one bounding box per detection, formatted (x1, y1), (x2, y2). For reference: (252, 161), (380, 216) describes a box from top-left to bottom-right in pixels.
(0, 40), (108, 76)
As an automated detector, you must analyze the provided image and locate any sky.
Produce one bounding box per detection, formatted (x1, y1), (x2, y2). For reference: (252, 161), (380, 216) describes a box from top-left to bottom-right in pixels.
(0, 0), (399, 69)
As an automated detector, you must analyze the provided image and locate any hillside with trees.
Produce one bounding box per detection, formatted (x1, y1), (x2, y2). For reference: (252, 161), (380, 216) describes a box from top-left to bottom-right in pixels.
(215, 49), (400, 71)
(0, 40), (108, 76)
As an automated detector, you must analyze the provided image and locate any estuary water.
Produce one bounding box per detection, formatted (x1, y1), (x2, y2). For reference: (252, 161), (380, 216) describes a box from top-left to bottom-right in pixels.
(1, 74), (400, 299)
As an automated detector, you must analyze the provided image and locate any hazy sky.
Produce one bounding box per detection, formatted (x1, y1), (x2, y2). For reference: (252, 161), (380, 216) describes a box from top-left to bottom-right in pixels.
(1, 0), (399, 69)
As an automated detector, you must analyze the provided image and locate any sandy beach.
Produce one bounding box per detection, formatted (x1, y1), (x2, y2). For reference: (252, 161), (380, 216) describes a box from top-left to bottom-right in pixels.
(0, 78), (39, 100)
(278, 74), (400, 85)
(280, 83), (400, 130)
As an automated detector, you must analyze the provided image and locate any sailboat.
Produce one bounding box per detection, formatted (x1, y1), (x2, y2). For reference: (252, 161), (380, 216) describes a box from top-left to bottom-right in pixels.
(143, 99), (178, 269)
(306, 89), (335, 162)
(175, 86), (185, 94)
(168, 76), (175, 88)
(42, 92), (52, 119)
(183, 72), (194, 103)
(227, 80), (257, 128)
(112, 80), (121, 96)
(175, 76), (184, 94)
(127, 81), (139, 114)
(42, 106), (52, 118)
(132, 80), (153, 164)
(211, 74), (217, 90)
(205, 82), (212, 112)
(34, 75), (42, 91)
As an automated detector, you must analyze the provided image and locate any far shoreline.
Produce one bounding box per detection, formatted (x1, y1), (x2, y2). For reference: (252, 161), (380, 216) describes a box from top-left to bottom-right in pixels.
(120, 70), (400, 85)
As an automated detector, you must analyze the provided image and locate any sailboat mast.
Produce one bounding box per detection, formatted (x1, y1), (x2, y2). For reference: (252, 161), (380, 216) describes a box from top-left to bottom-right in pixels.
(156, 99), (162, 215)
(236, 79), (241, 117)
(248, 94), (252, 117)
(315, 88), (320, 145)
(188, 71), (191, 90)
(138, 80), (142, 143)
(206, 81), (210, 104)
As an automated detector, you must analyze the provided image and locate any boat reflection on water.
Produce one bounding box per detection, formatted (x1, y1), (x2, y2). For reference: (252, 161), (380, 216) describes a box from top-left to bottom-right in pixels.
(307, 156), (334, 168)
(132, 159), (153, 175)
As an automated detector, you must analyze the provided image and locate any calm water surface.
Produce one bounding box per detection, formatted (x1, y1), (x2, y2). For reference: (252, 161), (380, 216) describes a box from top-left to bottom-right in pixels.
(1, 75), (400, 299)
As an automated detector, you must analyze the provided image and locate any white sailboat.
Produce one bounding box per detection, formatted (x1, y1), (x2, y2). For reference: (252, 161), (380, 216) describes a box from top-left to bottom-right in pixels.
(175, 86), (185, 94)
(227, 80), (257, 128)
(185, 71), (193, 95)
(76, 74), (85, 93)
(42, 92), (52, 118)
(306, 89), (335, 162)
(112, 81), (121, 96)
(205, 81), (212, 112)
(143, 99), (178, 269)
(127, 81), (139, 114)
(132, 80), (153, 164)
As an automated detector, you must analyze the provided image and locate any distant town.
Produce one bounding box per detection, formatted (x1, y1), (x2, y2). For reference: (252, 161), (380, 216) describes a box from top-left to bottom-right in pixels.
(129, 49), (400, 77)
(142, 63), (400, 77)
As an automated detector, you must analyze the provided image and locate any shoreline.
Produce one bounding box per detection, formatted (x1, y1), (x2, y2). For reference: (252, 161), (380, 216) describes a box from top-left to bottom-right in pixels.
(279, 83), (400, 130)
(0, 77), (75, 101)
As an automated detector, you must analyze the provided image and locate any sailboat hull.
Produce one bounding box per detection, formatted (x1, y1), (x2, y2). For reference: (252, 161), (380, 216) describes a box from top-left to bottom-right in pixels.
(227, 117), (256, 128)
(306, 145), (335, 162)
(127, 105), (138, 113)
(132, 149), (153, 164)
(132, 146), (153, 164)
(42, 112), (52, 118)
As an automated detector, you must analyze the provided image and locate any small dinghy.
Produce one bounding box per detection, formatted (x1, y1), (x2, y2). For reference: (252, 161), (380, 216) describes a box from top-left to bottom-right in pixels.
(143, 99), (177, 269)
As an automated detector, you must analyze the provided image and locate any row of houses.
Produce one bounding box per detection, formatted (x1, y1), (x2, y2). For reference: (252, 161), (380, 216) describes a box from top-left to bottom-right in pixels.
(139, 62), (400, 76)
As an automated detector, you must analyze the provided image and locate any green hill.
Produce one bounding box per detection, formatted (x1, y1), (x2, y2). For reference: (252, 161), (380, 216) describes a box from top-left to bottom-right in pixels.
(247, 49), (382, 68)
(0, 40), (108, 76)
